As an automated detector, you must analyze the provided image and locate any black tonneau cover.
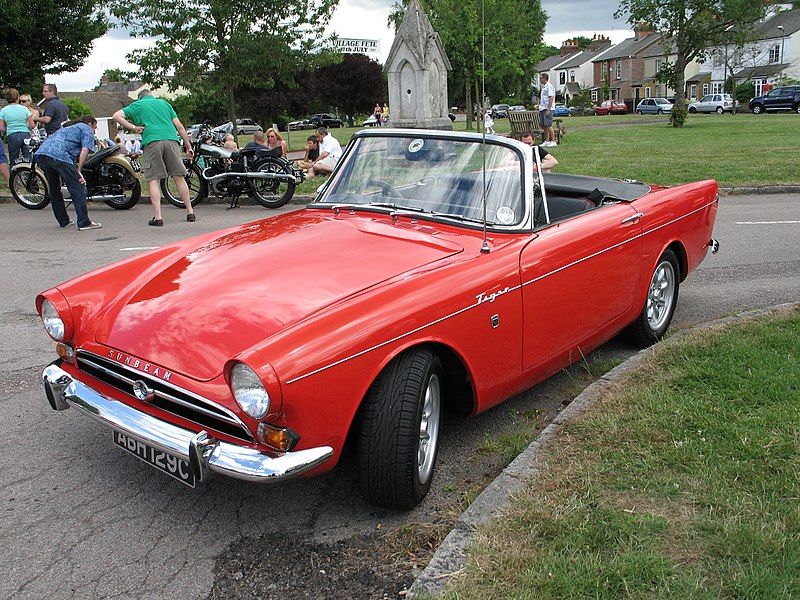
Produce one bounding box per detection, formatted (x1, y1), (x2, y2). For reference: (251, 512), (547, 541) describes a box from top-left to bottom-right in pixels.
(542, 173), (651, 202)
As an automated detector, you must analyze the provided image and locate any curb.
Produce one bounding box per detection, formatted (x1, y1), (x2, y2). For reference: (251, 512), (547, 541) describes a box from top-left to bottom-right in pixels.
(408, 301), (800, 599)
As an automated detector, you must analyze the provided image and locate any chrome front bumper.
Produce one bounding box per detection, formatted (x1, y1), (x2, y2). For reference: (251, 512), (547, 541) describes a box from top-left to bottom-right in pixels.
(42, 363), (333, 484)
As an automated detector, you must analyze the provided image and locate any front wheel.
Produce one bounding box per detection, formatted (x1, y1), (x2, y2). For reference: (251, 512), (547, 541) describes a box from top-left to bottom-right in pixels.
(161, 160), (206, 207)
(357, 348), (443, 510)
(248, 158), (295, 209)
(102, 163), (141, 210)
(716, 106), (724, 114)
(657, 108), (663, 115)
(752, 104), (764, 114)
(626, 249), (680, 347)
(10, 165), (49, 209)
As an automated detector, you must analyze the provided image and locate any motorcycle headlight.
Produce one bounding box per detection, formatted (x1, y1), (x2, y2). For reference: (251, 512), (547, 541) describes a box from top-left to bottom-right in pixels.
(230, 363), (270, 419)
(41, 299), (65, 341)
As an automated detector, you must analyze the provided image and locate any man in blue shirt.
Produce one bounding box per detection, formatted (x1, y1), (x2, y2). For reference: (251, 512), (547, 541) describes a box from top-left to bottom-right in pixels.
(33, 83), (69, 136)
(35, 115), (101, 230)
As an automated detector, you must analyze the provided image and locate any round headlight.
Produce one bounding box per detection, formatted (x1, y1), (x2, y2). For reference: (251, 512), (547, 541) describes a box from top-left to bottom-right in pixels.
(231, 363), (270, 419)
(41, 299), (65, 341)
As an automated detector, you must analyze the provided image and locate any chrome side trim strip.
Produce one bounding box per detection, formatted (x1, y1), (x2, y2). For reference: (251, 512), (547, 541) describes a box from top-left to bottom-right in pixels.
(285, 199), (716, 384)
(43, 364), (333, 483)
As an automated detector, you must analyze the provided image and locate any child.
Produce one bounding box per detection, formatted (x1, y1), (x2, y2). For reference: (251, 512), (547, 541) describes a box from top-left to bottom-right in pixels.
(297, 135), (320, 170)
(483, 110), (495, 134)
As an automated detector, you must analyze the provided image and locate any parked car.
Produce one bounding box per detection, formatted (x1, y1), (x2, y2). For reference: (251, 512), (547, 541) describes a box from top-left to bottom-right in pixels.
(593, 100), (629, 115)
(688, 94), (737, 114)
(362, 114), (388, 127)
(489, 103), (510, 118)
(309, 113), (343, 128)
(552, 104), (571, 117)
(288, 119), (316, 131)
(635, 98), (673, 114)
(234, 118), (263, 135)
(38, 129), (719, 510)
(568, 105), (595, 116)
(509, 105), (526, 112)
(748, 86), (800, 114)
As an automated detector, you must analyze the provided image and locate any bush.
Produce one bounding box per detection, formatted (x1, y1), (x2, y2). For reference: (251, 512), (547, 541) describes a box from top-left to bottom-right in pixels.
(669, 105), (688, 127)
(63, 97), (93, 119)
(735, 81), (755, 105)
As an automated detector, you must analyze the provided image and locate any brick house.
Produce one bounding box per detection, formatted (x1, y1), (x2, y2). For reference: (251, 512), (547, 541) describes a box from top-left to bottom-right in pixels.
(591, 26), (662, 106)
(553, 35), (614, 104)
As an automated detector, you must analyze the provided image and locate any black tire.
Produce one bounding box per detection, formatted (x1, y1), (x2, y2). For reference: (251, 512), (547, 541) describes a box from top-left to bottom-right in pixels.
(794, 104), (800, 114)
(626, 249), (680, 347)
(752, 104), (763, 115)
(716, 106), (724, 114)
(657, 108), (663, 115)
(10, 166), (49, 209)
(688, 107), (697, 114)
(160, 160), (206, 208)
(102, 163), (141, 210)
(636, 110), (643, 115)
(357, 348), (443, 510)
(248, 157), (295, 209)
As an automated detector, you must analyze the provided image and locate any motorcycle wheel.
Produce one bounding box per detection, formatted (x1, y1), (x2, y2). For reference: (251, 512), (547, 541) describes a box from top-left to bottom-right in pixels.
(161, 160), (207, 208)
(103, 163), (142, 210)
(248, 158), (296, 209)
(10, 166), (50, 210)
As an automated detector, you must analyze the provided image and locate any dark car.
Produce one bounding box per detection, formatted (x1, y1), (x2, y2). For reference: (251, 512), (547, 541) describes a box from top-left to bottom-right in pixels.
(490, 104), (510, 118)
(309, 113), (344, 128)
(748, 86), (800, 114)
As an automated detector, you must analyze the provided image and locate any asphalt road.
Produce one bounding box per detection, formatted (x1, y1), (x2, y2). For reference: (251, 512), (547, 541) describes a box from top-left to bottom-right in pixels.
(1, 194), (798, 598)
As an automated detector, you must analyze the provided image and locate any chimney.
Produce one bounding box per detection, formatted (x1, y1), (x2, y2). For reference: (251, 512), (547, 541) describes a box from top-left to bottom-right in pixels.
(634, 22), (654, 40)
(101, 75), (109, 86)
(560, 39), (580, 57)
(590, 35), (612, 52)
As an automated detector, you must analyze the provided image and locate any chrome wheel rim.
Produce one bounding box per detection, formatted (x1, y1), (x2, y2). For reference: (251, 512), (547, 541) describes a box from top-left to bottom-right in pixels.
(418, 373), (441, 485)
(647, 260), (675, 331)
(12, 169), (46, 207)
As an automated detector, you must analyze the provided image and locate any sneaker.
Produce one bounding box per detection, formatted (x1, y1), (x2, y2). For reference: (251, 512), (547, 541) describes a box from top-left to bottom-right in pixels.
(78, 222), (102, 231)
(186, 213), (196, 222)
(547, 141), (558, 147)
(149, 218), (164, 227)
(60, 220), (74, 228)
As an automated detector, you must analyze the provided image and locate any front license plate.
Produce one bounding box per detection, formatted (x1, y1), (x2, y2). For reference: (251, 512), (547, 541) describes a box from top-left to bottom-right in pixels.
(113, 431), (196, 488)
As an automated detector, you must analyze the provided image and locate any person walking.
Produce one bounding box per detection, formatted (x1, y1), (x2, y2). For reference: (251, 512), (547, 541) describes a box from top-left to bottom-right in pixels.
(0, 88), (35, 163)
(113, 89), (195, 226)
(34, 115), (102, 230)
(33, 83), (69, 136)
(538, 73), (556, 147)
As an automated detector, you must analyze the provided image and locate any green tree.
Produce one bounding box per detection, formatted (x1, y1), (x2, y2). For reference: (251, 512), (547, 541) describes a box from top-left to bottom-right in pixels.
(110, 0), (339, 138)
(0, 0), (107, 91)
(573, 36), (593, 50)
(94, 68), (133, 90)
(63, 97), (94, 119)
(616, 0), (767, 127)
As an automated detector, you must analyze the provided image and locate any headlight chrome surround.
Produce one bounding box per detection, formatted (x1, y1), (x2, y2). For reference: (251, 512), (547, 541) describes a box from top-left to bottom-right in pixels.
(230, 362), (271, 419)
(41, 299), (66, 341)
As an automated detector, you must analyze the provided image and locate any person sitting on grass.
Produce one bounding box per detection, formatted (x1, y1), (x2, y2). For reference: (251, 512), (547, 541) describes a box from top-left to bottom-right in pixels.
(306, 127), (342, 180)
(297, 135), (320, 170)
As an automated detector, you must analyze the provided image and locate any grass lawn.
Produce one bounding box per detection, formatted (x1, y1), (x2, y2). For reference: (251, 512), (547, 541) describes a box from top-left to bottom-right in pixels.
(441, 307), (800, 599)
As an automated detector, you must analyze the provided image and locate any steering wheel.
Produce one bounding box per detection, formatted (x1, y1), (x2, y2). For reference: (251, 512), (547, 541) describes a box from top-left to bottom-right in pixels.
(357, 179), (403, 199)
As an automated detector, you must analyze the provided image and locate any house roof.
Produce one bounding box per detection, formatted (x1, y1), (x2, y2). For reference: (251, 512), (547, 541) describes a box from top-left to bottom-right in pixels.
(756, 7), (800, 39)
(558, 45), (613, 69)
(734, 63), (790, 79)
(97, 80), (146, 94)
(564, 82), (583, 94)
(535, 52), (580, 72)
(58, 91), (133, 118)
(596, 32), (662, 61)
(686, 71), (712, 83)
(640, 39), (677, 59)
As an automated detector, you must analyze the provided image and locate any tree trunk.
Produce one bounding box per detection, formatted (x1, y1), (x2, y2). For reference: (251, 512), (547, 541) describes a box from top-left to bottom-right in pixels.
(465, 74), (473, 131)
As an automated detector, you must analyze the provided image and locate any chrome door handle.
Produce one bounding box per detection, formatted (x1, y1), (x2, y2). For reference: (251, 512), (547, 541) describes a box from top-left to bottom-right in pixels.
(621, 212), (644, 224)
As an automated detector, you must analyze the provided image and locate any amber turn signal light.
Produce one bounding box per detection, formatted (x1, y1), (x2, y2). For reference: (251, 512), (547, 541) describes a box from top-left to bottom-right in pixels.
(257, 423), (299, 452)
(56, 343), (76, 363)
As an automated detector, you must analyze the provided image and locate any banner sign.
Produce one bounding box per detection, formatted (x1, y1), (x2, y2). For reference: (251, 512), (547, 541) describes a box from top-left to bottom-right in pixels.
(333, 38), (380, 54)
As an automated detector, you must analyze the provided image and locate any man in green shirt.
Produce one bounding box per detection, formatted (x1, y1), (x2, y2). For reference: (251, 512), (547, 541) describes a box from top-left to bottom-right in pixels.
(113, 90), (195, 226)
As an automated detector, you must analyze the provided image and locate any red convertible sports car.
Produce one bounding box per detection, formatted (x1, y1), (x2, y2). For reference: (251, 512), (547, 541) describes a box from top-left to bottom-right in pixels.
(39, 129), (719, 509)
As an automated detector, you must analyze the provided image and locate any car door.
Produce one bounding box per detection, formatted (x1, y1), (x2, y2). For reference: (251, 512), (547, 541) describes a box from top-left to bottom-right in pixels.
(776, 88), (794, 110)
(519, 203), (642, 370)
(698, 95), (710, 112)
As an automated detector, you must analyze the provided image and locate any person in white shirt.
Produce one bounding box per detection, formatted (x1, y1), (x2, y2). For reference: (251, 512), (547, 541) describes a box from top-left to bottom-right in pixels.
(538, 73), (557, 147)
(124, 136), (142, 155)
(307, 126), (342, 179)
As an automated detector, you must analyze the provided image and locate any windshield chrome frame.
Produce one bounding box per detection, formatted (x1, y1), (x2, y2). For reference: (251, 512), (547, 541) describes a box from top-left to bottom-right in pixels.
(310, 129), (538, 232)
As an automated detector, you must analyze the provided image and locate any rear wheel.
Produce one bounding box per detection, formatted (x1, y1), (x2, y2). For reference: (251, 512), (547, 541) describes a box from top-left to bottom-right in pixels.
(357, 348), (443, 510)
(794, 103), (800, 114)
(626, 249), (680, 347)
(161, 160), (206, 207)
(102, 163), (141, 210)
(688, 107), (697, 114)
(248, 158), (295, 209)
(636, 110), (643, 115)
(10, 165), (49, 209)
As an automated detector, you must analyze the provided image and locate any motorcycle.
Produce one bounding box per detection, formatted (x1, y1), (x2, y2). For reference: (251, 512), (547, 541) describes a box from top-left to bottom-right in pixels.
(9, 134), (142, 211)
(159, 124), (303, 209)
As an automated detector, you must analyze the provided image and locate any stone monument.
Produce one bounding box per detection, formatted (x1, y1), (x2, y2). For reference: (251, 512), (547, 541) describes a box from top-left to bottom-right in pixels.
(384, 0), (453, 130)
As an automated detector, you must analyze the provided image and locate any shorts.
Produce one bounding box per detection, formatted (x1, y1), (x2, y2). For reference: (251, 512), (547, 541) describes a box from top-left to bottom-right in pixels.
(540, 109), (554, 127)
(314, 155), (339, 171)
(141, 140), (188, 181)
(0, 142), (7, 165)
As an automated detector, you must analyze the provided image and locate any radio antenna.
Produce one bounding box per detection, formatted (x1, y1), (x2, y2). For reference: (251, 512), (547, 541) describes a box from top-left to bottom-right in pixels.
(480, 0), (490, 254)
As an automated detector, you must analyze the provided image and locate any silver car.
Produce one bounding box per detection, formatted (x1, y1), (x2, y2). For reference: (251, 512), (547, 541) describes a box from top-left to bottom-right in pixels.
(688, 94), (736, 114)
(234, 118), (263, 135)
(635, 98), (673, 115)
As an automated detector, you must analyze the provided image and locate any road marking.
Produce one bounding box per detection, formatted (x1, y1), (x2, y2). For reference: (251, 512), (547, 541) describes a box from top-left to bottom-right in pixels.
(735, 221), (800, 225)
(120, 246), (160, 251)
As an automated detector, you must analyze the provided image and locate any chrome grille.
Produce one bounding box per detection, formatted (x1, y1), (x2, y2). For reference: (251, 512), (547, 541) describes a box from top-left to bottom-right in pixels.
(76, 351), (253, 442)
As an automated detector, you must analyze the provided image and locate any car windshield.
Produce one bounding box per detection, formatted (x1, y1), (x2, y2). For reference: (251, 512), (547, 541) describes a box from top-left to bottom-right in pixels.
(318, 135), (524, 226)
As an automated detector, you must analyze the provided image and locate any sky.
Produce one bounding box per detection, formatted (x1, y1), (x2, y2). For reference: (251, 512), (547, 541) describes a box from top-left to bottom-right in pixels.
(50, 0), (634, 92)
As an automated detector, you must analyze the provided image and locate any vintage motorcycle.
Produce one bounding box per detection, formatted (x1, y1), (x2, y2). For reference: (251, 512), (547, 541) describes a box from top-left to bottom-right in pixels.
(159, 124), (303, 209)
(10, 136), (141, 211)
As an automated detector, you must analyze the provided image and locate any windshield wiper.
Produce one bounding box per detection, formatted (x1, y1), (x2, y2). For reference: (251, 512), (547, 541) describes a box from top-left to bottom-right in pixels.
(430, 211), (488, 224)
(368, 202), (426, 212)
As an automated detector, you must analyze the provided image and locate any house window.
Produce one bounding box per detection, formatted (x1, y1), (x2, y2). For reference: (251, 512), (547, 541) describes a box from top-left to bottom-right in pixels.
(615, 59), (622, 79)
(655, 59), (663, 75)
(591, 89), (598, 101)
(645, 87), (651, 98)
(702, 83), (709, 95)
(712, 82), (722, 94)
(570, 70), (576, 82)
(754, 78), (766, 96)
(559, 71), (566, 85)
(769, 44), (781, 64)
(690, 84), (697, 100)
